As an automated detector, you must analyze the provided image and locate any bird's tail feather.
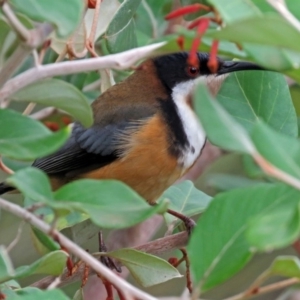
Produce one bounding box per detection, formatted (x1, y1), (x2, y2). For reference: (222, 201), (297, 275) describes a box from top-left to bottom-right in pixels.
(0, 182), (14, 195)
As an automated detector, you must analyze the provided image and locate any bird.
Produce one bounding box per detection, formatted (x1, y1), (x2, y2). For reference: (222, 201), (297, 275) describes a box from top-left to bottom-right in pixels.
(0, 52), (263, 231)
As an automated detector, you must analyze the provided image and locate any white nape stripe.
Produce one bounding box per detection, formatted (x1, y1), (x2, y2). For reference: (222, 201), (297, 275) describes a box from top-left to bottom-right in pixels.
(171, 79), (206, 170)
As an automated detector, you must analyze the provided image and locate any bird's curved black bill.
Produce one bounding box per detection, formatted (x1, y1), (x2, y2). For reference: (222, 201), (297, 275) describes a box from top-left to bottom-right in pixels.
(217, 61), (265, 75)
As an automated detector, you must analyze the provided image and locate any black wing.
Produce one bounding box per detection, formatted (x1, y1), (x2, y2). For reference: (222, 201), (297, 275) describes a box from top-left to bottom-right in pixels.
(33, 107), (156, 178)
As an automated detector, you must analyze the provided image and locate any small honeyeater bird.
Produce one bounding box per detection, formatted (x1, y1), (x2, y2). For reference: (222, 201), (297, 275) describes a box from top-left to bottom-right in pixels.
(0, 52), (263, 230)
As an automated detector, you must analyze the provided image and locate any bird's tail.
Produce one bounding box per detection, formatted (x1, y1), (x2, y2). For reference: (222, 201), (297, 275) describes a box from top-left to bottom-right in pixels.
(0, 182), (14, 195)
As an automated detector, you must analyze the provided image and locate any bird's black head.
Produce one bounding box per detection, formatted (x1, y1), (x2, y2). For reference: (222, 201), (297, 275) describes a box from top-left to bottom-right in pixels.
(152, 52), (264, 91)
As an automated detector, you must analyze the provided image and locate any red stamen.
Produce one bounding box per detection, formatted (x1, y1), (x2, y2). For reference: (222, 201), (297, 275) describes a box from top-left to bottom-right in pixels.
(196, 18), (210, 34)
(187, 37), (201, 66)
(207, 40), (219, 73)
(176, 35), (185, 50)
(165, 4), (211, 20)
(187, 18), (210, 66)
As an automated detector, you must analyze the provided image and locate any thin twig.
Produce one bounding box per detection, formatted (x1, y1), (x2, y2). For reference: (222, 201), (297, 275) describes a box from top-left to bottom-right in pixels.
(1, 2), (30, 40)
(0, 197), (160, 300)
(32, 231), (188, 288)
(82, 79), (101, 92)
(46, 276), (62, 290)
(267, 0), (300, 32)
(23, 102), (36, 115)
(86, 0), (101, 57)
(7, 221), (25, 252)
(0, 22), (54, 94)
(0, 42), (166, 105)
(224, 277), (300, 300)
(29, 107), (57, 120)
(0, 157), (14, 174)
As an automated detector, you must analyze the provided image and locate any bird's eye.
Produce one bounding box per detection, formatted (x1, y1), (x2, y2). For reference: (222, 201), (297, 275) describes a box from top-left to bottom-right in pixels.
(187, 66), (199, 77)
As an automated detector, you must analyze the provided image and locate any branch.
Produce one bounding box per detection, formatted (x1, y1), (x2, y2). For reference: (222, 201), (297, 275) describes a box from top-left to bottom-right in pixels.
(0, 42), (166, 105)
(0, 197), (159, 300)
(1, 2), (30, 40)
(32, 231), (188, 289)
(223, 277), (300, 300)
(0, 22), (54, 90)
(29, 107), (58, 120)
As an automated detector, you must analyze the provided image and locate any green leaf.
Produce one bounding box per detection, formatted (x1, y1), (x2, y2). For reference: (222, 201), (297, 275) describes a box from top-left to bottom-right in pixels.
(9, 287), (70, 300)
(194, 84), (255, 154)
(53, 179), (168, 229)
(11, 79), (93, 127)
(247, 202), (300, 251)
(10, 0), (84, 37)
(217, 71), (297, 136)
(251, 121), (300, 179)
(73, 288), (84, 300)
(159, 181), (211, 226)
(107, 249), (182, 287)
(0, 247), (15, 283)
(14, 251), (68, 279)
(8, 167), (53, 203)
(31, 227), (60, 255)
(8, 167), (165, 229)
(0, 109), (70, 160)
(188, 183), (300, 291)
(0, 247), (67, 284)
(207, 0), (262, 23)
(266, 256), (300, 278)
(105, 0), (142, 53)
(207, 15), (300, 54)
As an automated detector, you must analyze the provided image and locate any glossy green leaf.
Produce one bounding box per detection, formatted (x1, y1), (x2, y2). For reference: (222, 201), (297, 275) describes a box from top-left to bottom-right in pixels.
(8, 168), (167, 228)
(105, 0), (141, 53)
(194, 84), (255, 154)
(0, 249), (67, 284)
(0, 247), (14, 283)
(53, 179), (168, 229)
(188, 183), (299, 291)
(206, 174), (260, 191)
(208, 0), (262, 23)
(0, 109), (70, 160)
(7, 167), (54, 203)
(247, 201), (300, 251)
(107, 249), (182, 287)
(159, 181), (211, 226)
(217, 71), (297, 136)
(10, 0), (84, 37)
(251, 121), (300, 179)
(14, 251), (68, 279)
(266, 256), (300, 278)
(11, 79), (93, 127)
(31, 227), (60, 255)
(207, 15), (300, 53)
(7, 287), (70, 300)
(244, 45), (300, 71)
(73, 288), (84, 300)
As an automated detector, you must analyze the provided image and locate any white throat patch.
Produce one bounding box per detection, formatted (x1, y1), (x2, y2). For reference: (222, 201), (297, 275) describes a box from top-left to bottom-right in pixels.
(171, 79), (206, 170)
